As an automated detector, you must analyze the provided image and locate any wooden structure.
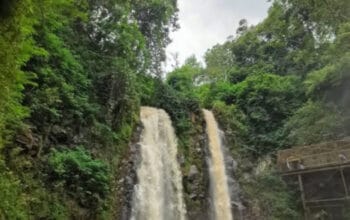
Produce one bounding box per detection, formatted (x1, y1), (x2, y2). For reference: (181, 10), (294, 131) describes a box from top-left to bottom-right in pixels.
(277, 139), (350, 219)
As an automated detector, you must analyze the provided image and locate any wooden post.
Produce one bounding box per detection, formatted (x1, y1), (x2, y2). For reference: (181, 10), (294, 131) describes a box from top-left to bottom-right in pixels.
(298, 174), (308, 220)
(340, 168), (349, 198)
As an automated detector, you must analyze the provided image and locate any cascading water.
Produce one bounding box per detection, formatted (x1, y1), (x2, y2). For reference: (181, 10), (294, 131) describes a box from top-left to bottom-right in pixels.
(131, 107), (186, 220)
(203, 109), (233, 220)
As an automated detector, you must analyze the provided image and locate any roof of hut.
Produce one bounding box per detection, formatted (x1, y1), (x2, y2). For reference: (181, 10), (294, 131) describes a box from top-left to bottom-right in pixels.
(277, 138), (350, 173)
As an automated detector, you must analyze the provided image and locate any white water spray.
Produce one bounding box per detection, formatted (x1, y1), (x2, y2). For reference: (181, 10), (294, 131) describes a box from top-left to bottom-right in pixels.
(131, 107), (186, 220)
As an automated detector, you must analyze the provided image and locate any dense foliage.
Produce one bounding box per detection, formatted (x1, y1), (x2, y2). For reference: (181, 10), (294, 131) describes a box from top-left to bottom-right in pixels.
(1, 0), (350, 218)
(162, 0), (350, 218)
(197, 0), (350, 154)
(0, 0), (178, 218)
(244, 171), (301, 220)
(48, 147), (110, 208)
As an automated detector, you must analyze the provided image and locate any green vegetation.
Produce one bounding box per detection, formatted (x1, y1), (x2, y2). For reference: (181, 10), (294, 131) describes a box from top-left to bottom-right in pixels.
(161, 0), (350, 218)
(243, 170), (301, 220)
(48, 147), (110, 209)
(0, 0), (34, 149)
(1, 0), (350, 219)
(0, 161), (29, 220)
(0, 0), (178, 218)
(191, 0), (350, 155)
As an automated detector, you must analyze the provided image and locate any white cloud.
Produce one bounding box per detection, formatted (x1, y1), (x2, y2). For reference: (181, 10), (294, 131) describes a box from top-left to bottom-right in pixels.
(165, 0), (272, 72)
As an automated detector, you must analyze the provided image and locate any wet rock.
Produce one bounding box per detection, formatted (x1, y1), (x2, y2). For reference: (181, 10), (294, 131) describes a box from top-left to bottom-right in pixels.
(199, 135), (206, 141)
(232, 159), (238, 170)
(255, 156), (272, 175)
(243, 173), (252, 182)
(178, 155), (185, 166)
(130, 144), (138, 153)
(118, 178), (124, 184)
(126, 176), (133, 186)
(188, 165), (199, 180)
(190, 193), (197, 200)
(116, 124), (143, 220)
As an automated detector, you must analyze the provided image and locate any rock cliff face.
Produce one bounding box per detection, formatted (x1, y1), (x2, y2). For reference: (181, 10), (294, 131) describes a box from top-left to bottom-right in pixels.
(183, 133), (211, 220)
(221, 134), (245, 220)
(181, 113), (212, 220)
(116, 112), (212, 220)
(116, 111), (244, 220)
(114, 123), (143, 220)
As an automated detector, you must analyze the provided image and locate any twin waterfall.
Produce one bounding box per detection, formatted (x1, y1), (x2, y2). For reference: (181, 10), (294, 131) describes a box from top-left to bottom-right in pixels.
(131, 107), (233, 220)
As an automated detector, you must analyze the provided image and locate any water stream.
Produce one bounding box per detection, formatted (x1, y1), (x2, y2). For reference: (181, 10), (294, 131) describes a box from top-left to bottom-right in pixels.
(203, 109), (233, 220)
(131, 107), (186, 220)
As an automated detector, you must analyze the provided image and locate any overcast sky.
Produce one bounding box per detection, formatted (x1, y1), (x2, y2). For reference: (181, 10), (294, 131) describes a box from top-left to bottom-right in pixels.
(165, 0), (272, 72)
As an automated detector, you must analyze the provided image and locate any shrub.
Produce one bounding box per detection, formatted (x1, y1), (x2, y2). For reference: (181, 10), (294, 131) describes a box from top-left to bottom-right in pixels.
(48, 147), (110, 208)
(0, 162), (29, 220)
(154, 82), (200, 134)
(243, 169), (301, 220)
(206, 73), (304, 155)
(212, 101), (248, 151)
(284, 101), (349, 146)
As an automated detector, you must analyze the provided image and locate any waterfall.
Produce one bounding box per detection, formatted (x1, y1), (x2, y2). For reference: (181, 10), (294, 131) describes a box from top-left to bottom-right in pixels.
(203, 109), (233, 220)
(131, 107), (186, 220)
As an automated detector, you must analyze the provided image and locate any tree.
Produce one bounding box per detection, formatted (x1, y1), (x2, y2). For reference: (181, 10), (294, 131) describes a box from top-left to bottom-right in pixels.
(0, 0), (179, 218)
(48, 147), (110, 208)
(131, 0), (179, 76)
(0, 0), (37, 148)
(205, 43), (235, 82)
(167, 56), (202, 93)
